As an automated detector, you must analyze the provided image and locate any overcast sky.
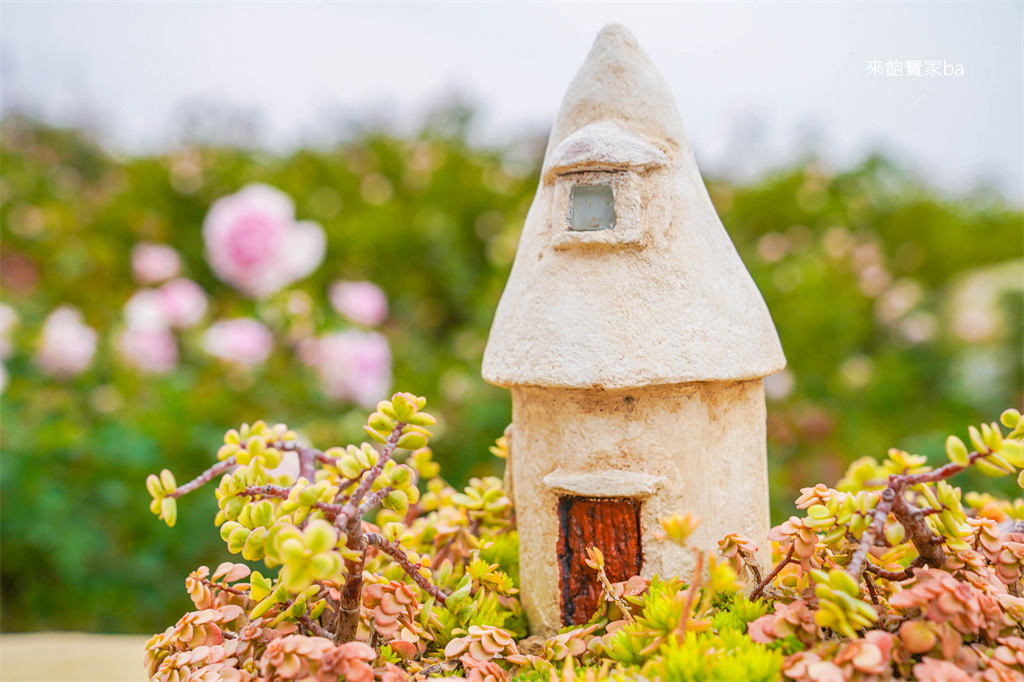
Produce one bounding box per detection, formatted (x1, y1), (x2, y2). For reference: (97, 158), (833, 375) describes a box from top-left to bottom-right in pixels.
(2, 2), (1022, 198)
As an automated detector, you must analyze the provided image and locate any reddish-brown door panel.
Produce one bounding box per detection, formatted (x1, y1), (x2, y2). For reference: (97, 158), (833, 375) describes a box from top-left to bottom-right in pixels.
(557, 497), (643, 625)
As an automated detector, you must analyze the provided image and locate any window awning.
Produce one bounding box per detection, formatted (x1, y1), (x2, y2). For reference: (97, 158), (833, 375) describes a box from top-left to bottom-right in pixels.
(543, 121), (668, 183)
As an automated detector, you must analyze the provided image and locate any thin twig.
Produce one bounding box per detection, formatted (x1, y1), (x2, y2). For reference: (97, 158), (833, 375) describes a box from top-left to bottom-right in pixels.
(200, 577), (248, 596)
(300, 614), (333, 639)
(846, 488), (896, 579)
(364, 532), (448, 604)
(896, 451), (986, 487)
(243, 484), (291, 499)
(314, 502), (348, 524)
(312, 450), (336, 465)
(332, 475), (362, 504)
(413, 661), (458, 680)
(845, 452), (995, 581)
(864, 556), (926, 582)
(358, 486), (394, 516)
(588, 558), (636, 624)
(296, 445), (317, 484)
(339, 423), (406, 532)
(863, 572), (880, 606)
(750, 544), (795, 601)
(242, 484), (350, 524)
(738, 548), (764, 586)
(169, 457), (237, 498)
(890, 493), (946, 569)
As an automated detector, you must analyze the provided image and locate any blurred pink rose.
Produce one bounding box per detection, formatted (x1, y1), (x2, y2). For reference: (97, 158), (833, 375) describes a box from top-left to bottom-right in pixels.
(203, 184), (325, 299)
(124, 289), (167, 330)
(158, 279), (208, 329)
(35, 305), (97, 378)
(124, 280), (208, 333)
(132, 243), (181, 284)
(328, 280), (388, 327)
(118, 326), (178, 374)
(203, 319), (274, 366)
(298, 330), (391, 407)
(0, 302), (19, 360)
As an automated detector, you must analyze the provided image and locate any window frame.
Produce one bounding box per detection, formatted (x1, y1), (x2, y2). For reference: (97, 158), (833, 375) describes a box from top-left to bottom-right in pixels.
(550, 170), (646, 251)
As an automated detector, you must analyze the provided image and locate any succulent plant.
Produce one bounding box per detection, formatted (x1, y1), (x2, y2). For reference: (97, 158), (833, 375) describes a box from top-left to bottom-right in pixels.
(444, 624), (519, 666)
(143, 404), (1024, 681)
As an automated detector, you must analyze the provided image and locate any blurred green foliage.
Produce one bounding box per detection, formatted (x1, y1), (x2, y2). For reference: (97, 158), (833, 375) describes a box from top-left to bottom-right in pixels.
(1, 114), (1020, 633)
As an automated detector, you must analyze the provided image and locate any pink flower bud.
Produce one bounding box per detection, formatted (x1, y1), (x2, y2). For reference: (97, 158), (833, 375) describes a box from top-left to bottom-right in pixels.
(328, 280), (388, 327)
(203, 319), (274, 367)
(131, 243), (181, 285)
(35, 305), (97, 378)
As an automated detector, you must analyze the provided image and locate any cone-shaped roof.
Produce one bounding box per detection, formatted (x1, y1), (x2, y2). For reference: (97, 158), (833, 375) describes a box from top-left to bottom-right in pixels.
(482, 25), (785, 389)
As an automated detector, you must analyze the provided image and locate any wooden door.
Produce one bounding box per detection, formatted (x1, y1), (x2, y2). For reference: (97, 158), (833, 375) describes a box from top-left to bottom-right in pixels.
(557, 497), (643, 625)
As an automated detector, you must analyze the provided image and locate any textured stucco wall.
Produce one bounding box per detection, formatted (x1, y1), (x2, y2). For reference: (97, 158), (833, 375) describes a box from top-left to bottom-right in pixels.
(509, 380), (770, 635)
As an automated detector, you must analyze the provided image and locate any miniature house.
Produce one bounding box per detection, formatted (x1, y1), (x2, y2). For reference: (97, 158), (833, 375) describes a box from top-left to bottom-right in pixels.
(481, 25), (786, 635)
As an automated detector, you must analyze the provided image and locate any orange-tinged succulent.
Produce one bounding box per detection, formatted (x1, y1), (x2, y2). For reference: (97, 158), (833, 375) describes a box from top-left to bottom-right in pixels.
(900, 620), (938, 655)
(260, 634), (332, 680)
(890, 568), (1009, 639)
(319, 641), (376, 682)
(360, 579), (431, 659)
(186, 563), (252, 611)
(718, 533), (759, 578)
(782, 651), (845, 682)
(989, 637), (1024, 673)
(911, 656), (974, 682)
(749, 599), (817, 646)
(769, 516), (820, 560)
(832, 637), (890, 676)
(795, 484), (842, 510)
(966, 517), (1003, 562)
(457, 658), (513, 682)
(444, 625), (518, 664)
(168, 608), (242, 650)
(362, 580), (420, 638)
(994, 540), (1024, 585)
(259, 635), (374, 682)
(232, 621), (286, 663)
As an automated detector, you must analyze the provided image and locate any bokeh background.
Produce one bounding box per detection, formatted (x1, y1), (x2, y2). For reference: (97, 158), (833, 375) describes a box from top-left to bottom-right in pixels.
(1, 3), (1021, 636)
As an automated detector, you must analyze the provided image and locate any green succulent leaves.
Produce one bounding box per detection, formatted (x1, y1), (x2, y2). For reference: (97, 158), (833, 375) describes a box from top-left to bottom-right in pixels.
(811, 569), (877, 638)
(363, 393), (436, 450)
(146, 469), (178, 527)
(945, 436), (970, 466)
(216, 421), (294, 468)
(275, 520), (344, 593)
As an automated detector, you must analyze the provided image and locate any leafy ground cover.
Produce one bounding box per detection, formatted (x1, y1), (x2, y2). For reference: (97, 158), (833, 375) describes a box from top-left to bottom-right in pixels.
(144, 395), (1024, 681)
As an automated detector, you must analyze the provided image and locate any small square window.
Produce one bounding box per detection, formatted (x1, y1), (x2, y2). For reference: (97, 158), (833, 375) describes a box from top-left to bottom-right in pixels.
(569, 184), (616, 231)
(550, 172), (645, 250)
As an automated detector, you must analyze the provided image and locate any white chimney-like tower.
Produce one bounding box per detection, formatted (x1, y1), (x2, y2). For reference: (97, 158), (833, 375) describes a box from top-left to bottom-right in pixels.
(482, 24), (786, 635)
